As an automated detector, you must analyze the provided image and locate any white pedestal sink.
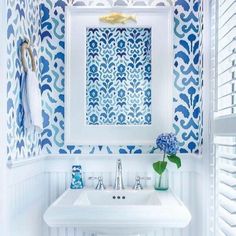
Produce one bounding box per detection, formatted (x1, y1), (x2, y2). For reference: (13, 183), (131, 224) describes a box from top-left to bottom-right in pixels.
(44, 188), (191, 235)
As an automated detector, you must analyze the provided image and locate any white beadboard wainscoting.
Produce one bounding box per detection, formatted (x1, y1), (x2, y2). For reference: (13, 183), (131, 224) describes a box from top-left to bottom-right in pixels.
(6, 154), (207, 236)
(6, 157), (45, 236)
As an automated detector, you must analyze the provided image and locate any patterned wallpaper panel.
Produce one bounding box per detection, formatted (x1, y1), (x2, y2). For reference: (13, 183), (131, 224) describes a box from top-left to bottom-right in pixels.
(5, 0), (203, 158)
(40, 0), (203, 155)
(173, 0), (203, 153)
(86, 27), (152, 126)
(7, 0), (41, 160)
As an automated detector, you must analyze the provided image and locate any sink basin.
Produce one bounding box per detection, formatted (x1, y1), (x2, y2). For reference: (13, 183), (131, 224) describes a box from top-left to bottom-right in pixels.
(74, 189), (161, 206)
(44, 188), (191, 235)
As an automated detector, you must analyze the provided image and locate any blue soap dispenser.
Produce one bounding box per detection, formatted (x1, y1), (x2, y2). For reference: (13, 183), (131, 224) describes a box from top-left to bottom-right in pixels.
(70, 165), (84, 189)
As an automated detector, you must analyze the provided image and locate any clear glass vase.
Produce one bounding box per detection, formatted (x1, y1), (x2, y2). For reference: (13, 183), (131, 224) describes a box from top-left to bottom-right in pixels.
(154, 169), (169, 191)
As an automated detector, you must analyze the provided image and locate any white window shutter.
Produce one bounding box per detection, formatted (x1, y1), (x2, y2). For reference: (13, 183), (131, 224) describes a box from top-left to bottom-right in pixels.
(212, 1), (236, 236)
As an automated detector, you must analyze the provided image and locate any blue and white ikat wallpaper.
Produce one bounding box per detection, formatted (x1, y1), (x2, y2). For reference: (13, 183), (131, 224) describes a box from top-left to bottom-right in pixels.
(7, 0), (41, 160)
(6, 0), (203, 159)
(86, 27), (152, 126)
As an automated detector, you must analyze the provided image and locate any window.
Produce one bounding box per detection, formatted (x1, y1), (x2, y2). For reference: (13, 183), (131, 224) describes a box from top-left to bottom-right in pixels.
(212, 0), (236, 235)
(215, 0), (236, 118)
(215, 136), (236, 235)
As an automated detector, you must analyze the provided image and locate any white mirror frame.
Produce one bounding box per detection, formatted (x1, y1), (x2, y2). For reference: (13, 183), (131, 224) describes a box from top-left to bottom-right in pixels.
(65, 6), (173, 145)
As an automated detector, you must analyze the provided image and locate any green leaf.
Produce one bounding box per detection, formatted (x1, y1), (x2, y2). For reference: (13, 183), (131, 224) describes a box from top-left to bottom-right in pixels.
(153, 161), (167, 175)
(167, 154), (181, 168)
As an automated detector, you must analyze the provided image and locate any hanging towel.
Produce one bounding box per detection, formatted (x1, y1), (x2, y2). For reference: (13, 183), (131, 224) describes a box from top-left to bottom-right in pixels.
(22, 70), (43, 132)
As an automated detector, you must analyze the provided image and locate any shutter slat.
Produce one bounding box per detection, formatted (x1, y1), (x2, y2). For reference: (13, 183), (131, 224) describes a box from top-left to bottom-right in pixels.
(218, 104), (236, 112)
(219, 183), (236, 200)
(218, 50), (236, 65)
(220, 164), (236, 174)
(219, 0), (227, 7)
(217, 85), (234, 101)
(220, 174), (236, 187)
(214, 140), (236, 146)
(219, 0), (236, 18)
(219, 218), (236, 236)
(219, 0), (235, 10)
(217, 91), (236, 100)
(218, 153), (236, 160)
(218, 36), (236, 52)
(220, 195), (236, 214)
(219, 13), (236, 29)
(218, 230), (226, 236)
(218, 77), (236, 87)
(220, 158), (236, 166)
(219, 207), (236, 227)
(218, 64), (236, 76)
(218, 29), (236, 50)
(218, 54), (236, 74)
(219, 26), (236, 41)
(218, 70), (235, 85)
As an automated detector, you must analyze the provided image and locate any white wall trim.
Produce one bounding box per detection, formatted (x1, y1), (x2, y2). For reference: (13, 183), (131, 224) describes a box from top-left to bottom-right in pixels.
(7, 155), (46, 169)
(5, 153), (205, 184)
(45, 153), (202, 158)
(7, 153), (204, 173)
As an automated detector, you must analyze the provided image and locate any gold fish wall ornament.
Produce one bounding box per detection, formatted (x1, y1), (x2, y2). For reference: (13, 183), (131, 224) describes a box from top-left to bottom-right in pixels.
(99, 12), (137, 24)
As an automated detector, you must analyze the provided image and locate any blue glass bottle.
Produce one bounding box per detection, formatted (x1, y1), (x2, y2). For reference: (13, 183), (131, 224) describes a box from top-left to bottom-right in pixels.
(70, 165), (84, 189)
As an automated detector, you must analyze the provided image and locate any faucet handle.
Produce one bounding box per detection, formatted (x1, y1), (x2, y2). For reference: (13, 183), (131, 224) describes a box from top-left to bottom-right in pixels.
(88, 176), (106, 190)
(133, 176), (151, 190)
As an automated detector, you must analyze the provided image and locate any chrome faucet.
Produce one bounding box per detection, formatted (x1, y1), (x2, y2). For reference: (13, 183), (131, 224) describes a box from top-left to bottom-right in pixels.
(133, 176), (151, 190)
(88, 176), (106, 190)
(114, 159), (124, 190)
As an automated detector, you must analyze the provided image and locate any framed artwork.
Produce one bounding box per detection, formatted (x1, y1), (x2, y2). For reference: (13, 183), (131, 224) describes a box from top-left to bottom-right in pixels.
(65, 7), (173, 145)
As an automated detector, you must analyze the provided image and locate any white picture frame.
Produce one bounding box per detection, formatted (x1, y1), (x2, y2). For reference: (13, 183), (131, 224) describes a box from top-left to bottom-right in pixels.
(65, 7), (173, 145)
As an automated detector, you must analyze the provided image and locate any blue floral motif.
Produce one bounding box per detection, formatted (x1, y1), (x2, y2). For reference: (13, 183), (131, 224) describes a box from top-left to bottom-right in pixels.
(156, 133), (179, 155)
(89, 39), (97, 49)
(144, 88), (151, 107)
(117, 39), (126, 57)
(145, 88), (151, 98)
(117, 39), (125, 48)
(144, 113), (151, 124)
(118, 89), (125, 98)
(117, 114), (126, 125)
(117, 64), (125, 73)
(88, 64), (99, 82)
(117, 64), (126, 82)
(90, 64), (98, 73)
(89, 89), (98, 98)
(87, 37), (99, 58)
(144, 64), (151, 82)
(117, 89), (126, 107)
(88, 88), (99, 108)
(89, 114), (98, 124)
